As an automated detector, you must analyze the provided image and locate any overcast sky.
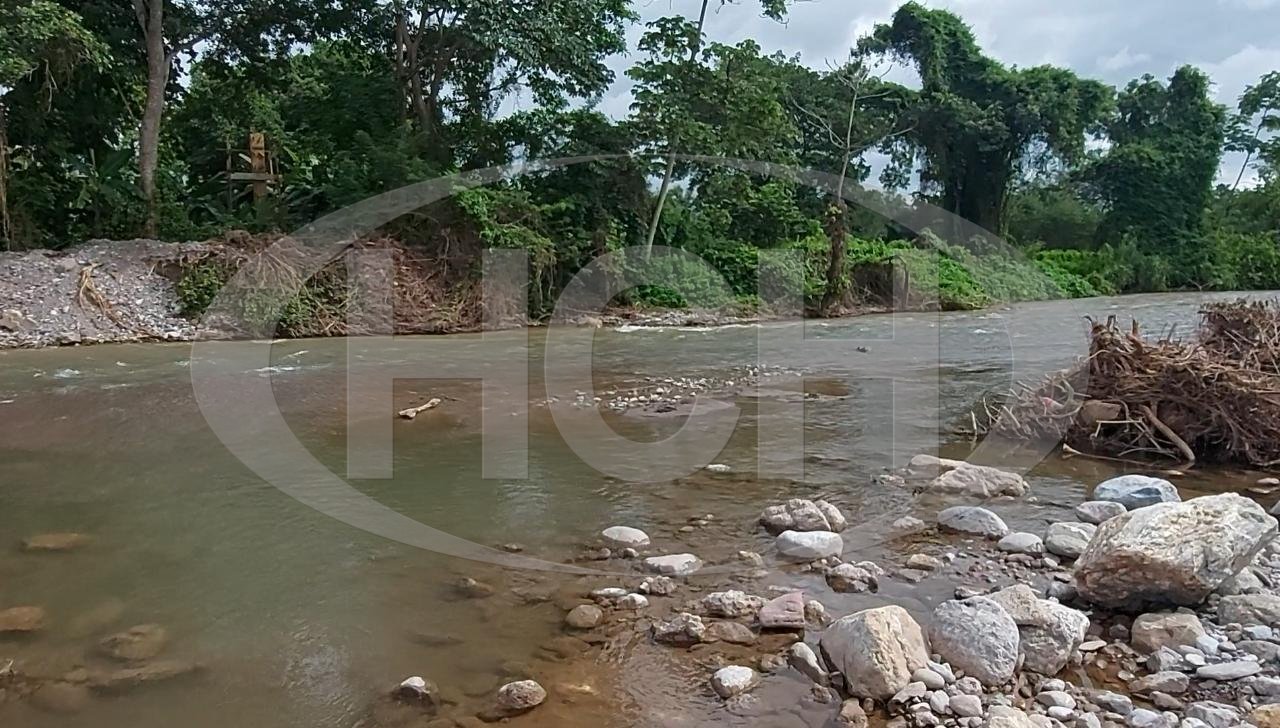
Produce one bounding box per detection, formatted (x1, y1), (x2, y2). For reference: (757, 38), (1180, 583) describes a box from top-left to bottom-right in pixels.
(588, 0), (1280, 184)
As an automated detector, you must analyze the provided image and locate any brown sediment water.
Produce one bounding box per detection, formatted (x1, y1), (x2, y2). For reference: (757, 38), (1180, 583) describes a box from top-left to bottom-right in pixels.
(0, 291), (1274, 727)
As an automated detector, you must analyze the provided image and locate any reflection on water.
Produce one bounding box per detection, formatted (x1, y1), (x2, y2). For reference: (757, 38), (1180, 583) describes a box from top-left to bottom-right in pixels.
(0, 291), (1272, 727)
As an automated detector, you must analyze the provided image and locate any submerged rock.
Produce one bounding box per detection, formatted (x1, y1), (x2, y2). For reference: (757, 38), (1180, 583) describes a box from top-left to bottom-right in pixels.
(30, 682), (91, 714)
(86, 661), (203, 693)
(985, 585), (1088, 675)
(1093, 474), (1180, 510)
(928, 597), (1019, 686)
(21, 532), (91, 552)
(0, 606), (46, 632)
(776, 530), (843, 560)
(818, 605), (929, 700)
(1074, 494), (1277, 608)
(100, 624), (168, 662)
(760, 499), (847, 534)
(394, 676), (441, 707)
(926, 463), (1029, 498)
(937, 506), (1008, 539)
(642, 553), (703, 577)
(601, 526), (649, 548)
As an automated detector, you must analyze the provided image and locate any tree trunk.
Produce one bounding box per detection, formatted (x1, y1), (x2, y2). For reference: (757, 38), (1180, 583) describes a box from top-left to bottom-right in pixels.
(136, 0), (168, 238)
(819, 201), (848, 314)
(0, 99), (10, 250)
(641, 0), (710, 260)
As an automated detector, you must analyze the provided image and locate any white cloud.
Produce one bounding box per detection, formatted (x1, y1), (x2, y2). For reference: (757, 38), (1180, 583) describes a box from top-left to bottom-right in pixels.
(1097, 46), (1152, 73)
(1219, 0), (1280, 9)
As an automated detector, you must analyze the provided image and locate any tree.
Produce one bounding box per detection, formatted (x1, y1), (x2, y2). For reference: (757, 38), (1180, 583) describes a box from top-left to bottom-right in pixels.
(0, 0), (106, 247)
(630, 0), (790, 259)
(860, 2), (1113, 236)
(1230, 71), (1280, 188)
(1087, 66), (1227, 284)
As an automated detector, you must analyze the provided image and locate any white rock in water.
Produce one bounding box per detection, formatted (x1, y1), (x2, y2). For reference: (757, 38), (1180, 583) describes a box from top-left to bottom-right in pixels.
(985, 585), (1088, 675)
(998, 532), (1045, 555)
(927, 597), (1020, 686)
(787, 643), (828, 685)
(1074, 494), (1278, 608)
(1045, 521), (1097, 559)
(496, 680), (546, 714)
(643, 553), (704, 577)
(819, 605), (930, 700)
(710, 665), (759, 699)
(776, 530), (843, 561)
(601, 526), (650, 548)
(937, 506), (1008, 539)
(760, 498), (847, 534)
(652, 612), (707, 645)
(926, 463), (1028, 498)
(701, 590), (765, 619)
(1076, 500), (1127, 524)
(706, 463), (731, 473)
(617, 593), (648, 610)
(1093, 474), (1181, 509)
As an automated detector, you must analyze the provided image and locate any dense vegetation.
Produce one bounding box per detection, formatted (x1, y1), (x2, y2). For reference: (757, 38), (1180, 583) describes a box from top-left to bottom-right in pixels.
(2, 1), (1279, 317)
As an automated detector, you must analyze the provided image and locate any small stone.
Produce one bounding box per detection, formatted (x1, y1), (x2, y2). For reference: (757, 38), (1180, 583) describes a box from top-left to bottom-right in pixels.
(1130, 671), (1189, 694)
(455, 577), (494, 599)
(827, 563), (879, 593)
(759, 592), (806, 629)
(1076, 501), (1128, 524)
(1127, 708), (1167, 728)
(706, 621), (757, 645)
(601, 526), (650, 548)
(495, 680), (546, 715)
(937, 506), (1008, 539)
(1044, 521), (1097, 559)
(1048, 706), (1077, 721)
(1090, 690), (1133, 715)
(565, 605), (603, 630)
(652, 613), (706, 646)
(1038, 691), (1077, 709)
(913, 668), (945, 690)
(930, 690), (951, 714)
(1195, 661), (1261, 680)
(1131, 613), (1207, 654)
(1185, 702), (1239, 728)
(1151, 692), (1183, 710)
(805, 599), (831, 626)
(1249, 705), (1280, 728)
(776, 530), (843, 560)
(617, 593), (648, 610)
(907, 553), (945, 571)
(711, 666), (759, 699)
(701, 591), (765, 619)
(839, 699), (869, 728)
(999, 532), (1045, 555)
(643, 554), (703, 577)
(395, 676), (440, 706)
(638, 576), (677, 596)
(951, 694), (983, 718)
(788, 643), (828, 685)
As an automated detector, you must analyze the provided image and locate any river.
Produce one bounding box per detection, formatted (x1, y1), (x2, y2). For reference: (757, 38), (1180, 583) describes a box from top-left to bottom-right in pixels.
(0, 291), (1272, 727)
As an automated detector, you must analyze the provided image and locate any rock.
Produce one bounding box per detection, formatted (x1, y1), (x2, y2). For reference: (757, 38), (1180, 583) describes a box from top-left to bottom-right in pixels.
(643, 554), (703, 577)
(1094, 475), (1181, 509)
(495, 680), (546, 715)
(1045, 522), (1097, 559)
(86, 661), (203, 692)
(818, 605), (930, 700)
(100, 624), (168, 662)
(638, 576), (677, 596)
(951, 693), (983, 718)
(827, 563), (879, 593)
(706, 621), (756, 645)
(758, 592), (806, 629)
(1249, 705), (1280, 728)
(776, 530), (843, 560)
(30, 682), (91, 714)
(1239, 639), (1280, 662)
(601, 526), (650, 548)
(1185, 702), (1239, 728)
(1195, 661), (1261, 680)
(892, 516), (928, 534)
(1219, 594), (1280, 627)
(907, 553), (944, 570)
(1130, 613), (1206, 653)
(711, 666), (759, 699)
(1216, 568), (1265, 595)
(1074, 494), (1278, 608)
(1091, 690), (1133, 715)
(1147, 646), (1185, 672)
(988, 706), (1038, 728)
(0, 606), (46, 632)
(985, 585), (1089, 675)
(1127, 708), (1167, 728)
(21, 533), (91, 552)
(565, 605), (603, 629)
(395, 676), (441, 706)
(928, 597), (1020, 686)
(912, 667), (945, 690)
(1076, 501), (1128, 524)
(937, 506), (1009, 539)
(805, 599), (831, 626)
(455, 578), (494, 599)
(1130, 671), (1190, 694)
(652, 613), (706, 646)
(926, 463), (1029, 498)
(1038, 691), (1077, 709)
(839, 699), (869, 728)
(616, 594), (648, 610)
(760, 499), (846, 534)
(999, 532), (1045, 555)
(1152, 692), (1183, 710)
(788, 643), (828, 685)
(701, 591), (765, 619)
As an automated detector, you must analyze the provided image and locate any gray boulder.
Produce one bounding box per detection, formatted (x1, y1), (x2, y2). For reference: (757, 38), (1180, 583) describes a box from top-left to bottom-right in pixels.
(819, 605), (930, 700)
(1218, 593), (1280, 627)
(937, 506), (1008, 539)
(926, 463), (1029, 498)
(1045, 522), (1098, 559)
(1093, 475), (1180, 510)
(1130, 612), (1207, 653)
(776, 530), (843, 561)
(928, 597), (1020, 686)
(985, 585), (1089, 675)
(1074, 494), (1278, 608)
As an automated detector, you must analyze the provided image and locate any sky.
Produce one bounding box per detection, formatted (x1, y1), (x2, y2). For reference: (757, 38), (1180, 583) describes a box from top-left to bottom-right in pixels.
(587, 0), (1280, 185)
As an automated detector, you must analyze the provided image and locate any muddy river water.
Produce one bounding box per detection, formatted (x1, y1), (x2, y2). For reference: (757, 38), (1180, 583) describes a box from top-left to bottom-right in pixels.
(0, 292), (1274, 727)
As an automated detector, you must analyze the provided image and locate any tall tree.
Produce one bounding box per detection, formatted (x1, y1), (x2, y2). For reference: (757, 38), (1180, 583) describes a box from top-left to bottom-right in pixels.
(1087, 66), (1226, 281)
(860, 2), (1113, 236)
(1230, 71), (1280, 188)
(0, 0), (106, 247)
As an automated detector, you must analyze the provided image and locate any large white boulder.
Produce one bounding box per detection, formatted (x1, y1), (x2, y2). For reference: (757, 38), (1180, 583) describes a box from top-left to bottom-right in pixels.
(818, 605), (930, 700)
(927, 597), (1020, 686)
(1093, 475), (1180, 510)
(1074, 494), (1278, 608)
(985, 585), (1089, 674)
(776, 530), (843, 561)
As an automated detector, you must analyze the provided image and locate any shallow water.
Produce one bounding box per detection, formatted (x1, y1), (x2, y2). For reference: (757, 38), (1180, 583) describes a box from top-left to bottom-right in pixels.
(0, 291), (1275, 727)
